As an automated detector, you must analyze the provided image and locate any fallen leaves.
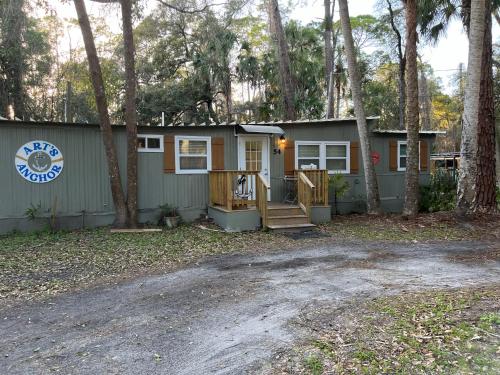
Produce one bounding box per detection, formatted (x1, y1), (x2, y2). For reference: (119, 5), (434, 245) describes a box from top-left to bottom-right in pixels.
(271, 286), (500, 375)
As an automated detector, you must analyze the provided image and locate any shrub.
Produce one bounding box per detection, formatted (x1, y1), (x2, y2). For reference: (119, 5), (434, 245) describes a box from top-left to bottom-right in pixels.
(419, 170), (457, 213)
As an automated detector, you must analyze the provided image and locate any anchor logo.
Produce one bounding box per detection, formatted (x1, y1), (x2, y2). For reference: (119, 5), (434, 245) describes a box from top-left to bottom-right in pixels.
(30, 151), (51, 172)
(15, 140), (64, 184)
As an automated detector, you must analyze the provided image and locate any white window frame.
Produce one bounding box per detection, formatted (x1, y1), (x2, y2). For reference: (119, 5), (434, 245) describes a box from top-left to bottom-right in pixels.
(295, 141), (321, 171)
(397, 141), (420, 172)
(175, 135), (212, 174)
(137, 134), (164, 153)
(295, 141), (350, 174)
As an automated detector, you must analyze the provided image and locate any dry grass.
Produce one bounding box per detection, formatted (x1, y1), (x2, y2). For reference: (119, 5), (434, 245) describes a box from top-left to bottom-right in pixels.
(1, 212), (499, 303)
(272, 286), (500, 375)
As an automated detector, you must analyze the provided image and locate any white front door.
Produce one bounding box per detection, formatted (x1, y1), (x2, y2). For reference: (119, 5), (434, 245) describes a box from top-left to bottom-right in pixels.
(238, 135), (271, 201)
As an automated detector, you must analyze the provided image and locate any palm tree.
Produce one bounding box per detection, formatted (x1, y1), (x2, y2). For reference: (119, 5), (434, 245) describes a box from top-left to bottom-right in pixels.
(338, 0), (382, 214)
(266, 0), (297, 120)
(402, 0), (419, 217)
(420, 0), (498, 212)
(457, 0), (486, 213)
(324, 0), (337, 118)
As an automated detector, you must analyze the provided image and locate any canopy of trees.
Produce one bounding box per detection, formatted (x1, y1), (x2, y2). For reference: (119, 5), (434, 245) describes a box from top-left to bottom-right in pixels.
(2, 1), (495, 140)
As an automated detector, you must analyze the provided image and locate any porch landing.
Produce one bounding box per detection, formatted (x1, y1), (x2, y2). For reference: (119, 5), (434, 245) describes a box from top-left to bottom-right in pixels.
(208, 203), (331, 232)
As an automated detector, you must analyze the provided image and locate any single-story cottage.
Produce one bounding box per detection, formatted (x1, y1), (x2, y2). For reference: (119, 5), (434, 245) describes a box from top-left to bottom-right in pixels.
(0, 118), (442, 233)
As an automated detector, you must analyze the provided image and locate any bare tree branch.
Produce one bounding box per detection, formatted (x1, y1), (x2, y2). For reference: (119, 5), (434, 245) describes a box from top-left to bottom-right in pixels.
(494, 11), (500, 25)
(157, 0), (228, 14)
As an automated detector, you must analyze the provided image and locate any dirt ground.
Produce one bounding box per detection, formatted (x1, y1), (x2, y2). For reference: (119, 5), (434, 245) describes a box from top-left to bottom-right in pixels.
(1, 239), (499, 375)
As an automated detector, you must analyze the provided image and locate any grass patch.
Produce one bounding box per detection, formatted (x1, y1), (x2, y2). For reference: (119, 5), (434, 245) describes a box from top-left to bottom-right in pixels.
(322, 212), (500, 242)
(0, 225), (300, 301)
(304, 355), (324, 375)
(1, 212), (499, 302)
(274, 287), (500, 374)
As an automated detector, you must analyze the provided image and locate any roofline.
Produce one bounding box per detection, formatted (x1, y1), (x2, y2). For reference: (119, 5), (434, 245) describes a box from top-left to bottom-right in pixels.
(372, 129), (446, 135)
(0, 116), (380, 128)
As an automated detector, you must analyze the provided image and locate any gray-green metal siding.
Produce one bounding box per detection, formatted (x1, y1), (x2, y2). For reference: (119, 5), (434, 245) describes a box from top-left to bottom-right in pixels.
(0, 120), (434, 233)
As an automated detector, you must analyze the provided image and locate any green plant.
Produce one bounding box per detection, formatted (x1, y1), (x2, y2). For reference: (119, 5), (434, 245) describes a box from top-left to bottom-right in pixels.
(159, 204), (177, 217)
(304, 355), (323, 375)
(329, 174), (350, 214)
(329, 174), (350, 199)
(25, 202), (42, 221)
(496, 187), (500, 207)
(419, 170), (457, 213)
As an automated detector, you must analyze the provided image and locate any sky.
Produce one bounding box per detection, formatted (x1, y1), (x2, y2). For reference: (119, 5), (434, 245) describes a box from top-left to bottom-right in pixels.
(49, 0), (500, 94)
(291, 0), (500, 93)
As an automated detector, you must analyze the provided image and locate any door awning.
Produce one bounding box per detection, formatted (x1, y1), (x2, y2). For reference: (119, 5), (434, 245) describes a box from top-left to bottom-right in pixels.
(237, 124), (285, 135)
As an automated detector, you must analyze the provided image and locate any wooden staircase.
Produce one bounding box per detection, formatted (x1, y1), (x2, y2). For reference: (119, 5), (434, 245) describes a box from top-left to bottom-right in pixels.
(266, 204), (316, 232)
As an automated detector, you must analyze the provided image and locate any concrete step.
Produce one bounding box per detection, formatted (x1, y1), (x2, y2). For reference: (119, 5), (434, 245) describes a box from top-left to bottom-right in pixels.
(267, 215), (310, 226)
(266, 223), (316, 232)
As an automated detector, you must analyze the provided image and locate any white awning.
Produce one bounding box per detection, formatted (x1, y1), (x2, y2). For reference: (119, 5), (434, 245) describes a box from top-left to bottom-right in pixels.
(237, 124), (285, 135)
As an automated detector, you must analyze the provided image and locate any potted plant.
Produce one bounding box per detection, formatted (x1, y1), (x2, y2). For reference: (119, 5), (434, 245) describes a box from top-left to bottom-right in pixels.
(159, 204), (180, 229)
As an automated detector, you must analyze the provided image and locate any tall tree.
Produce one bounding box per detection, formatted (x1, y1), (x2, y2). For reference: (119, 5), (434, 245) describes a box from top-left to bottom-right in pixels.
(402, 0), (419, 217)
(73, 0), (128, 227)
(419, 69), (432, 130)
(386, 0), (406, 130)
(266, 0), (296, 120)
(324, 0), (335, 118)
(0, 0), (26, 118)
(457, 0), (485, 213)
(120, 0), (139, 227)
(419, 0), (498, 212)
(338, 0), (381, 214)
(474, 0), (496, 212)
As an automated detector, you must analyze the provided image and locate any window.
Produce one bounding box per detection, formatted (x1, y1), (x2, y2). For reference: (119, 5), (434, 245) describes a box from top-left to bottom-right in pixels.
(297, 144), (320, 170)
(295, 141), (350, 174)
(397, 141), (420, 171)
(175, 136), (211, 174)
(245, 140), (263, 171)
(138, 134), (163, 153)
(397, 141), (407, 171)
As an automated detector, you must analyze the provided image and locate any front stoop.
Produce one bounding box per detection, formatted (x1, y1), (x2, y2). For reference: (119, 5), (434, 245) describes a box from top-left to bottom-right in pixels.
(266, 205), (316, 232)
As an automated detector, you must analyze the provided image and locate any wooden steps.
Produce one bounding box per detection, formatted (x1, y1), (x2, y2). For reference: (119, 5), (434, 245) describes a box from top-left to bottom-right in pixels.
(266, 204), (316, 232)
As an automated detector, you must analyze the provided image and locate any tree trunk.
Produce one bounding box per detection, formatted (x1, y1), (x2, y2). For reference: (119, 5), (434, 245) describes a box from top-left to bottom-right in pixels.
(266, 0), (296, 121)
(225, 74), (232, 122)
(324, 0), (335, 118)
(419, 70), (432, 130)
(457, 0), (485, 214)
(387, 0), (406, 130)
(335, 59), (342, 118)
(397, 62), (406, 129)
(73, 0), (128, 227)
(338, 0), (381, 214)
(120, 0), (138, 227)
(496, 120), (500, 187)
(474, 1), (496, 212)
(4, 0), (26, 119)
(402, 0), (420, 217)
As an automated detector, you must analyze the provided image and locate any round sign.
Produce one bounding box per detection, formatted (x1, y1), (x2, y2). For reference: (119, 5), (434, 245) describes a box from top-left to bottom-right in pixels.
(15, 140), (64, 183)
(371, 151), (381, 165)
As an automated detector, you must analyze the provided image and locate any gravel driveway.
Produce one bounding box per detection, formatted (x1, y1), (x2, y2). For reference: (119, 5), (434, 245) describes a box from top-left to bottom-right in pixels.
(1, 240), (499, 374)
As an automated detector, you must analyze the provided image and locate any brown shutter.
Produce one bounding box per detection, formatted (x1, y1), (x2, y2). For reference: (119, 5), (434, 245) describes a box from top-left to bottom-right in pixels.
(211, 137), (225, 170)
(420, 140), (428, 171)
(284, 139), (295, 176)
(350, 141), (359, 174)
(163, 135), (175, 173)
(389, 140), (398, 171)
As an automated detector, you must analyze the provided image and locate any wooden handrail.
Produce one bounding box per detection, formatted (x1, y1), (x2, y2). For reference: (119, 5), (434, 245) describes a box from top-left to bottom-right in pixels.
(297, 171), (314, 218)
(297, 169), (329, 206)
(256, 173), (269, 228)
